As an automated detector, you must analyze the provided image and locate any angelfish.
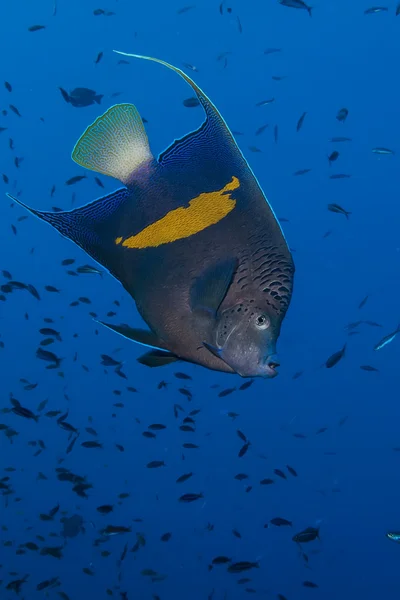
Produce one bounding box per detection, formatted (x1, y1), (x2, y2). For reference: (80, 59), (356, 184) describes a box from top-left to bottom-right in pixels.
(6, 53), (294, 378)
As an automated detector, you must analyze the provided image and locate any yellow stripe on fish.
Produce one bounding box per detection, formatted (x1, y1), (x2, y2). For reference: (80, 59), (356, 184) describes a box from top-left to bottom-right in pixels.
(115, 176), (240, 249)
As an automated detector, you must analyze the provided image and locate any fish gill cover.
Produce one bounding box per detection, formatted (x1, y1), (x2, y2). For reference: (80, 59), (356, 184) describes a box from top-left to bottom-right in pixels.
(0, 0), (399, 599)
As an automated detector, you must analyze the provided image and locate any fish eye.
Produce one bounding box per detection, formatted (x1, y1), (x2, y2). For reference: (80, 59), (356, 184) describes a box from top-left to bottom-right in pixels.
(255, 314), (270, 330)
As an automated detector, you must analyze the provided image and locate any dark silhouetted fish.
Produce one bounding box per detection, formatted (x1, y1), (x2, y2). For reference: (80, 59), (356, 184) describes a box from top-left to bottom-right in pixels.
(279, 0), (312, 16)
(59, 87), (103, 107)
(7, 53), (294, 379)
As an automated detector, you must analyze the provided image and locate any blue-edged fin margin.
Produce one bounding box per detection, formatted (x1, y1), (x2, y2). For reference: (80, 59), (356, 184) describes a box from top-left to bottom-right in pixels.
(94, 320), (181, 367)
(5, 188), (134, 283)
(112, 50), (289, 247)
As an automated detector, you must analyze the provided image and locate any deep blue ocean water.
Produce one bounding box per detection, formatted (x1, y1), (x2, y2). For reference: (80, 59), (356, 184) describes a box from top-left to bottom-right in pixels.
(1, 0), (400, 598)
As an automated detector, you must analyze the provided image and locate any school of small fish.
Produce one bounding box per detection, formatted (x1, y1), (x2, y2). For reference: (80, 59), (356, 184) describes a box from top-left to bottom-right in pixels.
(0, 1), (399, 599)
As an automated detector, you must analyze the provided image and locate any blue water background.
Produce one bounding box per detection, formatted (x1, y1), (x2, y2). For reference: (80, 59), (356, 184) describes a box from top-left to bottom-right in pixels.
(1, 0), (400, 598)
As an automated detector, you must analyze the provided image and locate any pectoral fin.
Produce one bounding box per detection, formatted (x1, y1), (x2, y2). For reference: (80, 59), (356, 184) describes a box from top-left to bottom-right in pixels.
(190, 258), (238, 316)
(95, 320), (168, 351)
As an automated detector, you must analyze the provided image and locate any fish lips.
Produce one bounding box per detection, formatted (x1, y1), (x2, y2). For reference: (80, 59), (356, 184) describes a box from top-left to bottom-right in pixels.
(203, 342), (280, 378)
(235, 353), (280, 379)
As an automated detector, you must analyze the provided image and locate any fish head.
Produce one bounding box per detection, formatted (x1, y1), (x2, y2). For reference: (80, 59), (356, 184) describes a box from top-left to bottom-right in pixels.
(210, 300), (284, 378)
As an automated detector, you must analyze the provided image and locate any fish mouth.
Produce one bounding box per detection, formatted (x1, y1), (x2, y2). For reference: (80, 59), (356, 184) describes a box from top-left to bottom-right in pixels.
(263, 355), (280, 378)
(233, 355), (280, 379)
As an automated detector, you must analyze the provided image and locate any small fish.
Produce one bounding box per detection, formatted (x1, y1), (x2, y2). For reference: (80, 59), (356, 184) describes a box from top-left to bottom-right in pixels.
(179, 492), (203, 503)
(174, 371), (192, 380)
(325, 344), (346, 368)
(212, 556), (232, 564)
(292, 526), (320, 543)
(274, 468), (286, 479)
(101, 525), (131, 536)
(227, 561), (259, 573)
(239, 379), (254, 390)
(328, 150), (339, 164)
(76, 264), (103, 276)
(365, 320), (382, 328)
(97, 504), (113, 514)
(177, 5), (196, 14)
(336, 107), (349, 122)
(9, 104), (21, 117)
(364, 6), (388, 14)
(4, 81), (12, 92)
(28, 24), (46, 31)
(329, 173), (351, 179)
(360, 365), (378, 372)
(296, 112), (306, 132)
(270, 517), (292, 527)
(255, 124), (268, 136)
(358, 295), (369, 309)
(81, 440), (103, 448)
(372, 147), (394, 155)
(218, 387), (236, 397)
(303, 581), (319, 588)
(36, 347), (62, 366)
(294, 169), (311, 176)
(327, 203), (351, 219)
(183, 97), (200, 108)
(264, 48), (282, 55)
(374, 325), (400, 351)
(65, 175), (87, 186)
(397, 1), (400, 15)
(279, 0), (312, 14)
(176, 472), (193, 483)
(238, 441), (250, 457)
(386, 531), (400, 543)
(256, 98), (275, 107)
(329, 136), (352, 142)
(100, 354), (121, 367)
(147, 460), (165, 468)
(95, 51), (103, 64)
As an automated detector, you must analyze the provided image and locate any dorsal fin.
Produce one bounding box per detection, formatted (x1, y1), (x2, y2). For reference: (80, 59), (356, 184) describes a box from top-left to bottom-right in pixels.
(112, 52), (242, 170)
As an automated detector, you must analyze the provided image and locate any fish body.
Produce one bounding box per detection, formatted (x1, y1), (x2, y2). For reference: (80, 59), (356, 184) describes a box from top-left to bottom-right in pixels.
(364, 6), (388, 13)
(279, 0), (312, 16)
(8, 54), (294, 379)
(292, 526), (320, 543)
(328, 150), (339, 164)
(336, 108), (348, 122)
(325, 344), (346, 368)
(60, 87), (103, 108)
(327, 203), (351, 219)
(227, 561), (259, 573)
(386, 531), (400, 543)
(374, 325), (400, 351)
(270, 517), (292, 527)
(372, 147), (394, 155)
(329, 137), (352, 143)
